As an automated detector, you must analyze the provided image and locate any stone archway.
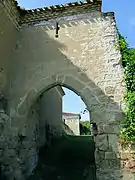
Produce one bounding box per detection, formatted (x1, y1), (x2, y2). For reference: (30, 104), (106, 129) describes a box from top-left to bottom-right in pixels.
(15, 72), (123, 180)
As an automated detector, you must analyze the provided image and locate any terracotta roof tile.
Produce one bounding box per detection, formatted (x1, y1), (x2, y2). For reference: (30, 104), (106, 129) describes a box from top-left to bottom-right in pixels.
(14, 0), (101, 11)
(12, 0), (102, 25)
(63, 112), (80, 116)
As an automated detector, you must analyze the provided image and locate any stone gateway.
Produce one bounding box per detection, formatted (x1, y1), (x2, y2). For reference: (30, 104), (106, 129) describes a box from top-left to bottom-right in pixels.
(0, 0), (127, 179)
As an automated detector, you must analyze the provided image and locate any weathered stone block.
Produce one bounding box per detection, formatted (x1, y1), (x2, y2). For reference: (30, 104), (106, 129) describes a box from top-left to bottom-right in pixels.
(108, 134), (118, 152)
(78, 72), (92, 84)
(108, 112), (124, 123)
(105, 151), (117, 160)
(97, 95), (110, 104)
(95, 134), (109, 151)
(91, 110), (108, 123)
(102, 124), (119, 134)
(100, 159), (121, 170)
(56, 74), (65, 84)
(64, 76), (85, 93)
(105, 86), (115, 95)
(0, 149), (2, 156)
(120, 152), (131, 160)
(114, 112), (125, 121)
(95, 149), (105, 161)
(107, 102), (121, 112)
(81, 85), (94, 96)
(96, 169), (123, 180)
(91, 87), (104, 97)
(89, 97), (100, 106)
(0, 136), (7, 147)
(114, 94), (123, 102)
(14, 169), (25, 180)
(5, 149), (16, 157)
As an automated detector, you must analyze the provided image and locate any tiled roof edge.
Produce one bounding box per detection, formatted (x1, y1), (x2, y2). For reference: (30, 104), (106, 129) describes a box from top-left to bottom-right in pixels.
(19, 0), (102, 11)
(63, 112), (80, 116)
(2, 0), (102, 27)
(19, 0), (102, 25)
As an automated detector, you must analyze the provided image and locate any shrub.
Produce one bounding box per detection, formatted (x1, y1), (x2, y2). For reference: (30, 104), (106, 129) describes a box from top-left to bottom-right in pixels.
(117, 32), (135, 141)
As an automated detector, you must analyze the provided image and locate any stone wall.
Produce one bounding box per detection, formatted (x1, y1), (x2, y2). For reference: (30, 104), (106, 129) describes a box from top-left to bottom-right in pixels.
(0, 97), (42, 179)
(0, 0), (19, 97)
(0, 2), (22, 179)
(0, 109), (24, 180)
(6, 11), (125, 180)
(0, 1), (127, 180)
(8, 12), (124, 114)
(40, 86), (64, 139)
(118, 141), (135, 180)
(0, 0), (21, 27)
(9, 86), (64, 178)
(0, 86), (63, 179)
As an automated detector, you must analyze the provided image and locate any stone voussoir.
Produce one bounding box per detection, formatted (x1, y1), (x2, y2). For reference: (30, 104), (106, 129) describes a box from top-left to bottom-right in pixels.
(64, 76), (86, 93)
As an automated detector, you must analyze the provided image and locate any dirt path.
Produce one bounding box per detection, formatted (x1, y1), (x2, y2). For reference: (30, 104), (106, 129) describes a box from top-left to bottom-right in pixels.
(27, 135), (96, 180)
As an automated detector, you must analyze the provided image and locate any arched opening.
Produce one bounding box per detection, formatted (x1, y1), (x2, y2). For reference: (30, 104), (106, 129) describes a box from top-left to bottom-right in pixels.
(24, 85), (96, 180)
(62, 87), (91, 136)
(12, 74), (122, 180)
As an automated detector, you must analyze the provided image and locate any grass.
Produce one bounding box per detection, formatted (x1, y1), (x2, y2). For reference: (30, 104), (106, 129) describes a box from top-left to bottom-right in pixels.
(28, 135), (96, 180)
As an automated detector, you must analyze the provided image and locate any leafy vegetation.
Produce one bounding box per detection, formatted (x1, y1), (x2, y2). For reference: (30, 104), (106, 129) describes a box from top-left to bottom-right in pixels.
(117, 32), (135, 141)
(80, 121), (91, 135)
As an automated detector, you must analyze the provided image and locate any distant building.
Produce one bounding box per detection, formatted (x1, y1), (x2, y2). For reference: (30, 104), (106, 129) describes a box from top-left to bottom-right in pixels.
(63, 112), (81, 135)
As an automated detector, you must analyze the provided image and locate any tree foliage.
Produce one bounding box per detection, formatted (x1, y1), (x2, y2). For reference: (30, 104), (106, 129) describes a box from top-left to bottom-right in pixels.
(117, 33), (135, 141)
(80, 121), (91, 135)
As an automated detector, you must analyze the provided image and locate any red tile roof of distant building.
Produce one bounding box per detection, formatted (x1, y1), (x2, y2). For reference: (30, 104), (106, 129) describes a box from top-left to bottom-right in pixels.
(63, 112), (80, 116)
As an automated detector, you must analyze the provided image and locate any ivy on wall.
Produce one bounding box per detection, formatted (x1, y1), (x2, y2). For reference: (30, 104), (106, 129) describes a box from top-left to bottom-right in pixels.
(117, 32), (135, 141)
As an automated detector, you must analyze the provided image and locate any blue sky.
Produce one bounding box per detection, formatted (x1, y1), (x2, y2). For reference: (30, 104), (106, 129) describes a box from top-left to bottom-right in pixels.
(17, 0), (135, 120)
(62, 88), (90, 121)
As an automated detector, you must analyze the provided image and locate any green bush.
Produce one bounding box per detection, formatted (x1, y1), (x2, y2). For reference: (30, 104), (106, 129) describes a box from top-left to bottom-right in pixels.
(117, 32), (135, 141)
(80, 121), (91, 135)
